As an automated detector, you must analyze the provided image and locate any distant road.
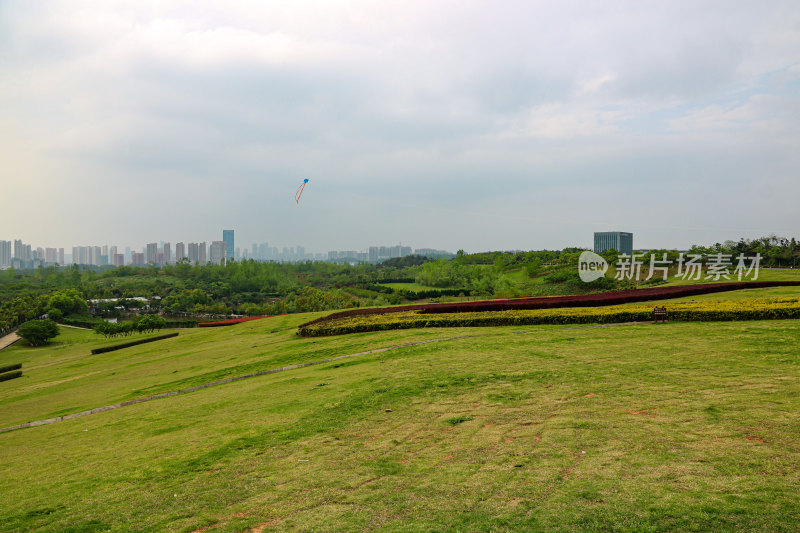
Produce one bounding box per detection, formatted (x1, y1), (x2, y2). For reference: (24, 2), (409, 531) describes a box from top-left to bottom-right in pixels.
(0, 332), (20, 351)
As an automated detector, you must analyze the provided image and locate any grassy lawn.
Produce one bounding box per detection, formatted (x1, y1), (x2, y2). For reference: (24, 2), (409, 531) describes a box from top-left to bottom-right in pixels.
(658, 267), (800, 286)
(1, 317), (799, 531)
(650, 285), (800, 304)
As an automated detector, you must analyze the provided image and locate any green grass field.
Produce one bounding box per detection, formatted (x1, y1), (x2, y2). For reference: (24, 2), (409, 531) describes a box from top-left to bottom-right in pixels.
(1, 313), (799, 531)
(658, 267), (800, 285)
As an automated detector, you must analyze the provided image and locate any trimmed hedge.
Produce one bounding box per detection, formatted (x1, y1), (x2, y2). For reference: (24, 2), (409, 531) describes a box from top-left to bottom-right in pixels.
(91, 332), (179, 354)
(0, 363), (22, 374)
(298, 298), (800, 336)
(0, 370), (22, 382)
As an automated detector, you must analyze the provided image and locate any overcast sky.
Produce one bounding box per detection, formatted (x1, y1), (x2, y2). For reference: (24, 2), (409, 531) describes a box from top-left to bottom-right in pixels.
(1, 1), (798, 253)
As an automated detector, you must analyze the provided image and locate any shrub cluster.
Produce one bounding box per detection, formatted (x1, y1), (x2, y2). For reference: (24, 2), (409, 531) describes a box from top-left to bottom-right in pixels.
(90, 332), (179, 354)
(93, 315), (167, 338)
(298, 298), (800, 336)
(17, 319), (59, 346)
(397, 288), (470, 300)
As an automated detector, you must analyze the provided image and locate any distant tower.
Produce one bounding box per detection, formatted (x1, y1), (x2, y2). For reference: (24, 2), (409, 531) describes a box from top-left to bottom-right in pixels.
(594, 232), (633, 255)
(223, 230), (234, 261)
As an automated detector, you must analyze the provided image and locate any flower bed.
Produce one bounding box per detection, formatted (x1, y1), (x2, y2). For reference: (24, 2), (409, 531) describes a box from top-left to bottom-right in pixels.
(197, 315), (277, 327)
(299, 281), (800, 330)
(298, 298), (800, 336)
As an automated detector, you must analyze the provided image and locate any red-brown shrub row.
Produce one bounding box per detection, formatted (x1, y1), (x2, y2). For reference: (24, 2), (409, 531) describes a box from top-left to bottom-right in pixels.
(197, 315), (278, 327)
(299, 281), (800, 327)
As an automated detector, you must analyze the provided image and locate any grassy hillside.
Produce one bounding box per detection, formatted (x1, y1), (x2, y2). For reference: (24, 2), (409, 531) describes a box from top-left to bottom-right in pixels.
(1, 316), (799, 531)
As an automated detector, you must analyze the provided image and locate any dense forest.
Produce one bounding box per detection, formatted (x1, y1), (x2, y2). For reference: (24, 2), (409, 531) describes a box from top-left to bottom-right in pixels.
(1, 236), (797, 332)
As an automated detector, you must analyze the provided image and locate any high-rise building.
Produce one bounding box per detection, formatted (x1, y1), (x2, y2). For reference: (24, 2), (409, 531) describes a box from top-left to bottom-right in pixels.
(112, 254), (124, 267)
(92, 246), (102, 266)
(188, 243), (199, 263)
(0, 240), (11, 266)
(72, 246), (91, 265)
(594, 232), (633, 255)
(209, 241), (226, 265)
(58, 248), (64, 265)
(199, 242), (206, 264)
(163, 243), (171, 264)
(223, 230), (234, 261)
(13, 240), (31, 261)
(131, 252), (145, 266)
(145, 243), (158, 264)
(175, 242), (185, 261)
(45, 248), (58, 263)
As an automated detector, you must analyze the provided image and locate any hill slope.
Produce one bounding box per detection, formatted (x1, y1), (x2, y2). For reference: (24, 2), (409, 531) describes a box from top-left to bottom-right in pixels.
(1, 317), (799, 531)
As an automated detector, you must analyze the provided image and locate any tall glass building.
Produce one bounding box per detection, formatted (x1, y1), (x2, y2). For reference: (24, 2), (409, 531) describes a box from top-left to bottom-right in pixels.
(223, 230), (234, 261)
(594, 232), (633, 255)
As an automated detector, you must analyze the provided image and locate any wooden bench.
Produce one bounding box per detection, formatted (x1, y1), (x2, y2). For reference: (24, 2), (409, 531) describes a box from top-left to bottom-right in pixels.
(653, 306), (667, 323)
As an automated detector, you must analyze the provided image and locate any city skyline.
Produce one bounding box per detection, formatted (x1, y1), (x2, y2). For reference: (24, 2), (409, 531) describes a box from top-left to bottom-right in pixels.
(0, 231), (455, 268)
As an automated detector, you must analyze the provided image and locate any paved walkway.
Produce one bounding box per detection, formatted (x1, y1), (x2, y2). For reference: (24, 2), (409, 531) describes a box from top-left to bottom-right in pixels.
(0, 332), (20, 351)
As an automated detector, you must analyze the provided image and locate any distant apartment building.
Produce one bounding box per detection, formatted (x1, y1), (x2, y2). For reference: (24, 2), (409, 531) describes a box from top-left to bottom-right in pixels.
(131, 252), (145, 266)
(209, 241), (226, 265)
(145, 243), (158, 264)
(71, 246), (103, 266)
(14, 240), (31, 262)
(0, 240), (11, 266)
(223, 230), (234, 261)
(72, 246), (88, 265)
(163, 242), (171, 264)
(188, 243), (199, 263)
(112, 254), (125, 267)
(58, 248), (64, 265)
(594, 232), (633, 255)
(45, 248), (58, 264)
(175, 242), (185, 261)
(199, 242), (207, 264)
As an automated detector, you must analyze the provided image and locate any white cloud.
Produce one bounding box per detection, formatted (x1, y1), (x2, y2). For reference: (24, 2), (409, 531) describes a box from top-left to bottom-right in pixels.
(1, 0), (799, 250)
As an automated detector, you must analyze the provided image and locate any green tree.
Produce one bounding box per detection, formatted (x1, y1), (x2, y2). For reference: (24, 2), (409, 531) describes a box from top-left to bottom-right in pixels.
(17, 319), (59, 346)
(48, 289), (87, 315)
